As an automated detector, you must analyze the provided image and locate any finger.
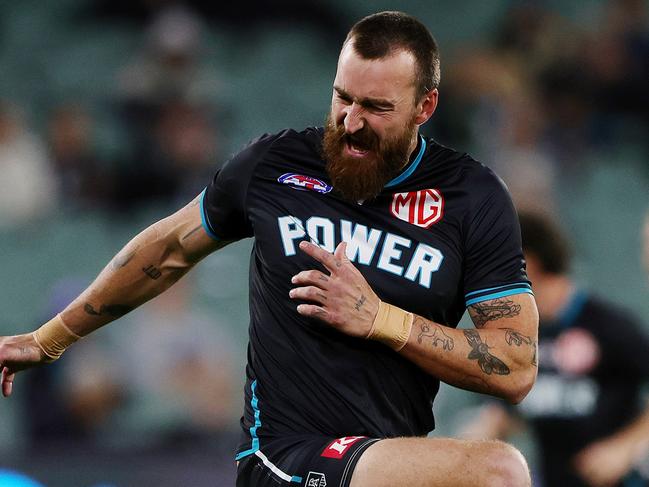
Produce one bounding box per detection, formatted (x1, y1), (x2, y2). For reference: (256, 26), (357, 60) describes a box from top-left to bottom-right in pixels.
(296, 304), (330, 322)
(1, 367), (14, 398)
(291, 270), (330, 287)
(290, 286), (328, 304)
(298, 241), (341, 273)
(334, 241), (349, 262)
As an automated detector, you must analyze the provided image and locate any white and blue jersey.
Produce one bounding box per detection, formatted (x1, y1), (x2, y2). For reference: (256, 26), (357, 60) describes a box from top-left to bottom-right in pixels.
(200, 127), (531, 460)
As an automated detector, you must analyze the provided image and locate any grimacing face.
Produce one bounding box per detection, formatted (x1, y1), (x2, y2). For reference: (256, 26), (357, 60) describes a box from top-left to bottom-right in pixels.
(322, 41), (438, 202)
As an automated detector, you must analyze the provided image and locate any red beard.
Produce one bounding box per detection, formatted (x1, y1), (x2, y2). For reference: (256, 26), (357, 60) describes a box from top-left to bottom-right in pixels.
(322, 116), (417, 202)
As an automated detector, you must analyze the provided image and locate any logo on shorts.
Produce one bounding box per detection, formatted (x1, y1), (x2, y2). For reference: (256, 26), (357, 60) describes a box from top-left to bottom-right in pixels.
(321, 436), (365, 460)
(278, 173), (333, 194)
(305, 471), (327, 487)
(391, 189), (444, 228)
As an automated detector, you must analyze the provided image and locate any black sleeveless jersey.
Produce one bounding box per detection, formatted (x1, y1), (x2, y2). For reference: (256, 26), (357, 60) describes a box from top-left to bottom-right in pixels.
(200, 127), (531, 460)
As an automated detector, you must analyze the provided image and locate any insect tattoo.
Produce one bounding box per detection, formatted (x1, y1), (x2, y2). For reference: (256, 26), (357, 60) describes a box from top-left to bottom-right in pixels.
(464, 329), (510, 375)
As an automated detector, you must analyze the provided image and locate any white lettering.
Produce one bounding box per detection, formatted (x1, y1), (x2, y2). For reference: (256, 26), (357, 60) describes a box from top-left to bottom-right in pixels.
(377, 233), (411, 276)
(306, 217), (335, 252)
(278, 216), (305, 256)
(340, 220), (382, 265)
(404, 244), (444, 288)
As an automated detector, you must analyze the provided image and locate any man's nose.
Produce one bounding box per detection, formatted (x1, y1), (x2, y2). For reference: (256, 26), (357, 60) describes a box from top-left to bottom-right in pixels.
(343, 103), (365, 134)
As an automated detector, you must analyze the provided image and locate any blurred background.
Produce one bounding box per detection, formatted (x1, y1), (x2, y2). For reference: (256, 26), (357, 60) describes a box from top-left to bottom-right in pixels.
(0, 0), (647, 485)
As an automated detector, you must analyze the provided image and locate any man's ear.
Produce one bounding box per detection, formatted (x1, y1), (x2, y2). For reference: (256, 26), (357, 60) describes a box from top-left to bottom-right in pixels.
(415, 88), (439, 125)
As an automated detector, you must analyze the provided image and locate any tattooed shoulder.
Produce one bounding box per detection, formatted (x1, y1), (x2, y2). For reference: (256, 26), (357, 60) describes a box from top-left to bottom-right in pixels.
(468, 298), (521, 328)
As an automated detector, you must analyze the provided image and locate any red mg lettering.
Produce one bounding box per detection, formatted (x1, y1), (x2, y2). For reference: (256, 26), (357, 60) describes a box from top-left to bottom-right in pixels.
(391, 189), (444, 228)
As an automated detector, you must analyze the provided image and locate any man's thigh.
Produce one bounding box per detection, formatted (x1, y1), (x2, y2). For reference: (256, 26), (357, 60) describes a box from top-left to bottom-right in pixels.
(350, 437), (531, 487)
(236, 435), (379, 487)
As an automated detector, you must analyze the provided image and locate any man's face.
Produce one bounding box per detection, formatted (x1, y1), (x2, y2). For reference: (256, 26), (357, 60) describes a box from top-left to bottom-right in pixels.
(323, 42), (431, 202)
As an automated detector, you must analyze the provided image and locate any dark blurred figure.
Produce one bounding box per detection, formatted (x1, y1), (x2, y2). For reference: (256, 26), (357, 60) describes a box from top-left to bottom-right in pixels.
(47, 104), (117, 212)
(461, 212), (649, 487)
(539, 0), (649, 159)
(115, 6), (221, 208)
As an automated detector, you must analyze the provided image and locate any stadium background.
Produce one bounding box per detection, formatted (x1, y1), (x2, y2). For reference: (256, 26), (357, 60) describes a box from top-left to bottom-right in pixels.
(0, 0), (647, 485)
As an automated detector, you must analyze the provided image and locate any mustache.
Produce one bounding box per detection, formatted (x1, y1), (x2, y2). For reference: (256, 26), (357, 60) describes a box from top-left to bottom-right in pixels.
(330, 123), (379, 152)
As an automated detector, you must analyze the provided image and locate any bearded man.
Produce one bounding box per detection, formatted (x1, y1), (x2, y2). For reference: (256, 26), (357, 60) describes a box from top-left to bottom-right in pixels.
(0, 11), (538, 487)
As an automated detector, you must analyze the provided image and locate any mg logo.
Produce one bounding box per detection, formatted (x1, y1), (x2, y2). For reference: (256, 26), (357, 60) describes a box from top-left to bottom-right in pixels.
(391, 189), (444, 228)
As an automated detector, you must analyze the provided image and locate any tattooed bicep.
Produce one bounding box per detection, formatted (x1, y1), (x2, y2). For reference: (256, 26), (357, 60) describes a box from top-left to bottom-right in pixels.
(468, 297), (522, 328)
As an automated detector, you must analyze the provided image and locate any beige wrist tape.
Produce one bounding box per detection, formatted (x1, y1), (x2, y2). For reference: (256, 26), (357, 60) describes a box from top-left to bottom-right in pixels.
(32, 314), (82, 362)
(366, 301), (414, 351)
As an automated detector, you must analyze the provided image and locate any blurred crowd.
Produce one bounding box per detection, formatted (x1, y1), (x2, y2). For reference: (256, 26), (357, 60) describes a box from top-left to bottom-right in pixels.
(1, 0), (647, 229)
(1, 0), (648, 485)
(426, 0), (649, 215)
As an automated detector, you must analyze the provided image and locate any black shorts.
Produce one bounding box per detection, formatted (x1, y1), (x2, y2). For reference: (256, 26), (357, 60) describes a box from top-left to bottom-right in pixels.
(236, 435), (380, 487)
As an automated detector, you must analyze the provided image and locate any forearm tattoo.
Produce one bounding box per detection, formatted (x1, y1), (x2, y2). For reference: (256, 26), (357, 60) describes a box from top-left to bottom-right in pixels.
(502, 328), (538, 366)
(416, 317), (454, 351)
(468, 298), (521, 328)
(464, 329), (510, 375)
(142, 265), (162, 280)
(84, 303), (133, 318)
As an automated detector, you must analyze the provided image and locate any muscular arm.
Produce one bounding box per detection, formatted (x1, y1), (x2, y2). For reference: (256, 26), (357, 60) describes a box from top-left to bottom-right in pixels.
(1, 195), (228, 395)
(399, 294), (538, 403)
(61, 195), (227, 335)
(290, 240), (539, 404)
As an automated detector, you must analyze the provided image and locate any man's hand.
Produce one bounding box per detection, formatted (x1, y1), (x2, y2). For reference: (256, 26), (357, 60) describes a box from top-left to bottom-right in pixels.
(0, 333), (46, 397)
(573, 437), (636, 487)
(290, 240), (379, 338)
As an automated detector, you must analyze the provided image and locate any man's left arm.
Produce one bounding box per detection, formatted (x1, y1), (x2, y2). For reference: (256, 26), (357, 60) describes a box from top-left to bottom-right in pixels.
(291, 241), (539, 404)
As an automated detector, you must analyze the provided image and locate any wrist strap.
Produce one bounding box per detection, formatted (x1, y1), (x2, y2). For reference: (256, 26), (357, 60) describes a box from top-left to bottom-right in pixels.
(32, 314), (82, 362)
(366, 301), (413, 351)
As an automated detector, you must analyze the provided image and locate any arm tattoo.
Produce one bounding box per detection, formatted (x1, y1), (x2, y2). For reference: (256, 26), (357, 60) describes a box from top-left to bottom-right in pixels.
(468, 298), (521, 328)
(416, 317), (454, 351)
(464, 329), (510, 375)
(181, 224), (203, 241)
(503, 328), (533, 346)
(111, 248), (138, 270)
(501, 328), (538, 367)
(354, 295), (366, 311)
(84, 303), (133, 318)
(142, 265), (162, 280)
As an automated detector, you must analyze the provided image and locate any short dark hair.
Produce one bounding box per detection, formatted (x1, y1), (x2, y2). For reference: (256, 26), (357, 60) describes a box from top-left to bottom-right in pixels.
(519, 212), (572, 275)
(346, 11), (441, 98)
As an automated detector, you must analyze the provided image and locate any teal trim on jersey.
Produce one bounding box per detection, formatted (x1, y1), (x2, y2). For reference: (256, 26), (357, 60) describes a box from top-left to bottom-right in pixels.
(465, 282), (532, 298)
(199, 189), (220, 241)
(466, 288), (534, 306)
(235, 380), (261, 461)
(385, 135), (426, 188)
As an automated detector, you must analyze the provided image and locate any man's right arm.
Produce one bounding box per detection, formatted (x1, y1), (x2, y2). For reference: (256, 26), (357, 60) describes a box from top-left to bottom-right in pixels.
(0, 193), (229, 396)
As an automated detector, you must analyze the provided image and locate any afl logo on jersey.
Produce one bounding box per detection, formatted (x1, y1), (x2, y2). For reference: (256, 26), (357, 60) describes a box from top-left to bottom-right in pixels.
(391, 189), (444, 228)
(278, 173), (332, 194)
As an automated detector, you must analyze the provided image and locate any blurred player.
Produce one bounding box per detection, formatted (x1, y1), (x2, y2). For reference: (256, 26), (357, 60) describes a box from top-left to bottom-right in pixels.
(0, 12), (539, 487)
(461, 211), (649, 487)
